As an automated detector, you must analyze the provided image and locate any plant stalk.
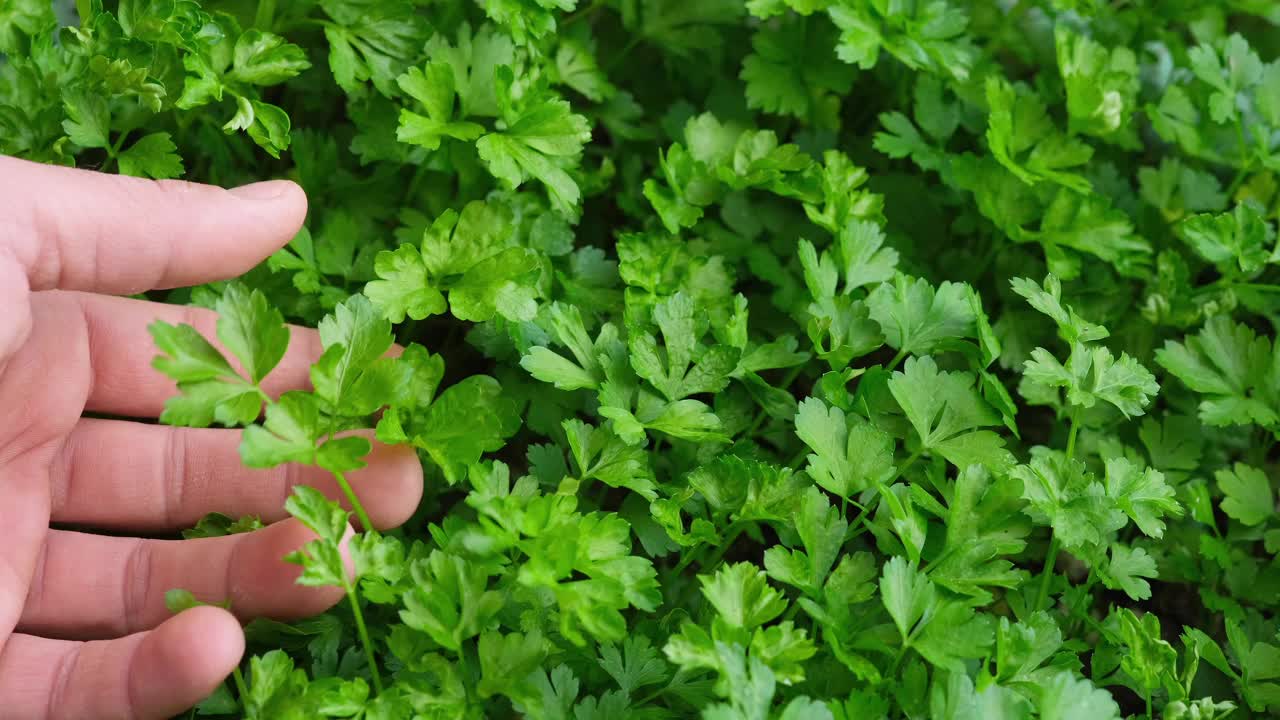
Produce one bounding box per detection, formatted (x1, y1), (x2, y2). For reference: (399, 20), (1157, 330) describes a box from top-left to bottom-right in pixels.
(1034, 535), (1060, 612)
(347, 586), (384, 694)
(887, 347), (909, 372)
(333, 471), (375, 532)
(255, 0), (277, 29)
(232, 666), (249, 705)
(1064, 409), (1081, 460)
(884, 448), (924, 486)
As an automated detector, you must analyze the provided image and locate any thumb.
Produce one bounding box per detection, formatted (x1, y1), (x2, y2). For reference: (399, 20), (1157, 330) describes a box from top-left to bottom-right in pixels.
(0, 249), (32, 370)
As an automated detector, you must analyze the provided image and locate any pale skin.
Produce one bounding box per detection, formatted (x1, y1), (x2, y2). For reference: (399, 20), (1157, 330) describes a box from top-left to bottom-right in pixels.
(0, 156), (424, 719)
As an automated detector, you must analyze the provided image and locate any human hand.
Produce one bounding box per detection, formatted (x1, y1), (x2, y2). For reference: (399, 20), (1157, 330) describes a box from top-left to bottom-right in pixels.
(0, 157), (424, 719)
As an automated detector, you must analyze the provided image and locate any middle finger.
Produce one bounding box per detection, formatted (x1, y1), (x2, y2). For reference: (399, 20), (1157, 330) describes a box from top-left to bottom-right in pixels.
(43, 291), (323, 420)
(49, 418), (423, 531)
(16, 519), (346, 640)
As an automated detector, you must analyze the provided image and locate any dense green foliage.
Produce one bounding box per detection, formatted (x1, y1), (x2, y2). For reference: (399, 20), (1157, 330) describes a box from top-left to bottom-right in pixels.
(8, 0), (1280, 717)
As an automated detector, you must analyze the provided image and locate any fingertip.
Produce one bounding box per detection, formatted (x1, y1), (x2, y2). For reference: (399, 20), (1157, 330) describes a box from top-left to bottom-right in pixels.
(129, 606), (245, 716)
(229, 179), (309, 247)
(176, 606), (246, 672)
(232, 518), (345, 620)
(358, 441), (425, 530)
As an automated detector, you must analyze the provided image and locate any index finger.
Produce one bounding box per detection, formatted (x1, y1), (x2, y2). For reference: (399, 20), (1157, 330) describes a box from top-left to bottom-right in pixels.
(0, 155), (307, 294)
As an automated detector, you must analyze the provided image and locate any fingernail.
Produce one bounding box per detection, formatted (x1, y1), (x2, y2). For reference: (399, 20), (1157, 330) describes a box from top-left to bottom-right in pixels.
(230, 180), (290, 201)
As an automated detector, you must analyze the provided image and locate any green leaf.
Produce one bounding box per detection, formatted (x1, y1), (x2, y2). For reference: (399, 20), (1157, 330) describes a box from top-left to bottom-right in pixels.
(366, 202), (538, 324)
(320, 0), (431, 96)
(740, 16), (853, 125)
(395, 61), (485, 150)
(985, 76), (1093, 193)
(630, 293), (739, 402)
(1156, 315), (1280, 428)
(229, 30), (311, 85)
(888, 357), (1013, 472)
(216, 284), (290, 385)
(285, 485), (349, 545)
(764, 486), (847, 597)
(1178, 203), (1276, 275)
(597, 636), (668, 699)
(564, 419), (657, 500)
(1098, 544), (1158, 601)
(701, 562), (788, 631)
(1115, 608), (1178, 692)
(1023, 344), (1159, 418)
(1055, 27), (1140, 146)
(150, 321), (238, 383)
(284, 487), (351, 588)
(1216, 463), (1273, 527)
(241, 392), (325, 468)
(312, 294), (397, 416)
(62, 91), (110, 148)
(929, 466), (1030, 603)
(478, 631), (548, 699)
(1013, 451), (1126, 550)
(476, 67), (592, 215)
(411, 376), (521, 483)
(244, 100), (293, 158)
(868, 274), (975, 357)
(794, 397), (894, 498)
(930, 670), (1031, 720)
(828, 0), (974, 80)
(1103, 457), (1183, 539)
(880, 555), (934, 644)
(401, 550), (504, 651)
(117, 132), (184, 179)
(1037, 671), (1121, 720)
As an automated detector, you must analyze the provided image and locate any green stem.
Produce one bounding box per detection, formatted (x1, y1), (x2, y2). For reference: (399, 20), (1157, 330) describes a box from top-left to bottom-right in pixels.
(743, 365), (806, 437)
(785, 446), (809, 469)
(1034, 535), (1060, 612)
(886, 347), (909, 373)
(780, 602), (801, 623)
(254, 0), (277, 29)
(778, 364), (806, 391)
(743, 410), (771, 438)
(102, 131), (131, 172)
(232, 666), (249, 706)
(887, 643), (910, 678)
(457, 643), (473, 685)
(845, 501), (874, 540)
(1067, 569), (1098, 636)
(1005, 0), (1034, 27)
(333, 471), (375, 532)
(1226, 160), (1253, 198)
(926, 545), (958, 575)
(635, 686), (667, 707)
(699, 524), (747, 572)
(108, 131), (129, 157)
(347, 586), (384, 694)
(1064, 409), (1081, 461)
(405, 163), (430, 205)
(1145, 690), (1152, 720)
(280, 17), (332, 31)
(1234, 116), (1250, 168)
(606, 37), (643, 72)
(884, 448), (924, 486)
(396, 318), (421, 346)
(563, 0), (604, 26)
